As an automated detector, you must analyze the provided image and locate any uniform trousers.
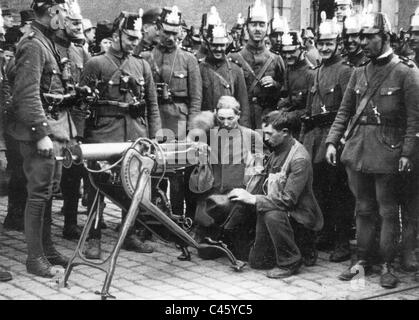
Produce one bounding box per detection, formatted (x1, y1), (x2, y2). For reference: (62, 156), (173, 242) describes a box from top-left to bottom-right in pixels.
(346, 169), (400, 263)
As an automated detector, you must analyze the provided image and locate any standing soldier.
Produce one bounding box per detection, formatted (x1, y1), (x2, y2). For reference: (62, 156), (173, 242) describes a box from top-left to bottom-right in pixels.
(326, 12), (419, 289)
(229, 0), (286, 130)
(268, 12), (288, 56)
(142, 6), (202, 218)
(54, 0), (90, 240)
(226, 13), (245, 54)
(199, 9), (250, 128)
(7, 0), (74, 277)
(134, 8), (161, 56)
(278, 31), (315, 131)
(302, 28), (321, 67)
(342, 13), (368, 68)
(82, 18), (96, 54)
(80, 10), (161, 258)
(334, 0), (353, 25)
(301, 12), (354, 263)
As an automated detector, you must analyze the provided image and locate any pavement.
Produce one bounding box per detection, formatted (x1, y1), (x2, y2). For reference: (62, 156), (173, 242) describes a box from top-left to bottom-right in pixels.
(0, 195), (419, 300)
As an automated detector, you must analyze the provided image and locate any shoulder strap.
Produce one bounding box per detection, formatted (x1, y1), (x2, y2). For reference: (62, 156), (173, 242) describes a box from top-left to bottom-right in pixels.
(343, 59), (401, 141)
(280, 141), (299, 176)
(202, 61), (234, 96)
(249, 55), (274, 96)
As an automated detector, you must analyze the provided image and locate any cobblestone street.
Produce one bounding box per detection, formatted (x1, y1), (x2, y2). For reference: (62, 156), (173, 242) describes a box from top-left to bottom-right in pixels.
(0, 196), (418, 300)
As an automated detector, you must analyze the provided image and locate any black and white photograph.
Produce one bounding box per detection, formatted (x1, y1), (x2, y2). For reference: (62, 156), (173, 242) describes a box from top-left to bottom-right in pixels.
(0, 0), (419, 305)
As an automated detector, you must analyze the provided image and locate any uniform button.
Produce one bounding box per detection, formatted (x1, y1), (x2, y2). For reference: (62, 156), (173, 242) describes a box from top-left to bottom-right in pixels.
(330, 88), (334, 92)
(298, 92), (302, 95)
(356, 90), (360, 94)
(388, 91), (392, 95)
(109, 81), (114, 85)
(52, 69), (57, 74)
(42, 122), (47, 127)
(391, 145), (395, 148)
(32, 127), (36, 131)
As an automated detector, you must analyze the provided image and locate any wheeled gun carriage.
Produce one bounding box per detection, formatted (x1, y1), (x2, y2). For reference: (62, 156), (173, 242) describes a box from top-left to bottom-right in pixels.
(57, 138), (246, 300)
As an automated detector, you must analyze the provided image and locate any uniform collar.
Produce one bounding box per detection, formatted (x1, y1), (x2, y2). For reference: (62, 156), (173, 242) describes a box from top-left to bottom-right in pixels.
(246, 41), (266, 55)
(371, 49), (394, 66)
(157, 43), (178, 53)
(31, 20), (53, 39)
(322, 54), (342, 66)
(205, 56), (227, 67)
(53, 30), (72, 48)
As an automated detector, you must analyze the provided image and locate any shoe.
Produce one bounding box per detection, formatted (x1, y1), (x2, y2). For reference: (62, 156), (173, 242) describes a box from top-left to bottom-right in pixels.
(303, 248), (318, 267)
(84, 239), (102, 260)
(63, 224), (82, 240)
(338, 260), (372, 281)
(401, 250), (418, 272)
(122, 234), (153, 253)
(0, 271), (12, 282)
(266, 260), (302, 279)
(26, 256), (56, 278)
(329, 245), (351, 263)
(380, 263), (399, 289)
(45, 246), (69, 268)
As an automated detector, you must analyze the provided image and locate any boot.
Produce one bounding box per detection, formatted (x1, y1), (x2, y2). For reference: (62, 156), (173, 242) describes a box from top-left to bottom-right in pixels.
(84, 238), (102, 260)
(338, 260), (372, 281)
(401, 218), (418, 272)
(42, 200), (69, 268)
(63, 224), (82, 240)
(330, 243), (351, 263)
(123, 230), (153, 253)
(380, 263), (399, 289)
(25, 200), (56, 278)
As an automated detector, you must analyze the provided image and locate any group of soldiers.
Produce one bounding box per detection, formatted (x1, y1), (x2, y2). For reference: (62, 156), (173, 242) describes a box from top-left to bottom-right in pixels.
(0, 0), (419, 291)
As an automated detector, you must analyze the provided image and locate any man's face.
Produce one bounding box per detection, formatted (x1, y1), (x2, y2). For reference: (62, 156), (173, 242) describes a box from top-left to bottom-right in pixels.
(262, 124), (287, 149)
(335, 4), (351, 23)
(410, 31), (419, 51)
(100, 38), (112, 52)
(20, 22), (32, 36)
(160, 28), (179, 49)
(360, 33), (384, 58)
(65, 19), (84, 39)
(144, 23), (159, 45)
(317, 38), (339, 60)
(209, 43), (226, 60)
(283, 48), (301, 66)
(269, 32), (283, 51)
(84, 28), (96, 43)
(216, 108), (240, 131)
(3, 15), (14, 28)
(247, 21), (267, 42)
(115, 31), (140, 54)
(345, 33), (361, 54)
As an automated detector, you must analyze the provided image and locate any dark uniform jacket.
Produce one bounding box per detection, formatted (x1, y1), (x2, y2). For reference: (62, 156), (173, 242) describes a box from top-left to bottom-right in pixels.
(302, 54), (352, 163)
(53, 33), (90, 139)
(326, 54), (419, 174)
(199, 56), (250, 128)
(255, 140), (323, 232)
(229, 42), (286, 107)
(79, 46), (161, 143)
(278, 59), (315, 118)
(7, 21), (76, 143)
(143, 44), (202, 140)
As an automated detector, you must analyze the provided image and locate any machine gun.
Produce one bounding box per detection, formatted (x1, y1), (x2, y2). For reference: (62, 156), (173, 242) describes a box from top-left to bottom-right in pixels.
(57, 139), (246, 300)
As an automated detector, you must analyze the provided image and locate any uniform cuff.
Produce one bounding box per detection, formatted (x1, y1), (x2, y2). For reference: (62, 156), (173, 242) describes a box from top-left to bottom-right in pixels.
(30, 121), (51, 141)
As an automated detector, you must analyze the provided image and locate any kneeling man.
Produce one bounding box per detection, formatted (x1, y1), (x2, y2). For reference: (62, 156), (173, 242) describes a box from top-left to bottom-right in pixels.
(228, 111), (323, 278)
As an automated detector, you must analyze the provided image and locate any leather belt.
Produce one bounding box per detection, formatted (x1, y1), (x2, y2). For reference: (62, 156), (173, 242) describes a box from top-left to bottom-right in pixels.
(93, 101), (129, 117)
(358, 115), (400, 127)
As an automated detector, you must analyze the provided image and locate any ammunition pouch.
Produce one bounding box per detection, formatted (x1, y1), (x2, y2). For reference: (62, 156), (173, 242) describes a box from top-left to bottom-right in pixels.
(358, 115), (401, 127)
(250, 96), (275, 109)
(42, 93), (74, 120)
(91, 100), (146, 120)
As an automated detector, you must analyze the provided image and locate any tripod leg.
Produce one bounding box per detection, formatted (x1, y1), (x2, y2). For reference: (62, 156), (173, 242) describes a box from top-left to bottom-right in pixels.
(100, 168), (151, 299)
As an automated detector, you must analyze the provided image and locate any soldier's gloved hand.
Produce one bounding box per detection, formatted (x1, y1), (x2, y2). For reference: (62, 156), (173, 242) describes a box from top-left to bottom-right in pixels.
(399, 157), (412, 173)
(36, 136), (54, 158)
(260, 76), (275, 88)
(0, 150), (7, 171)
(326, 144), (337, 167)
